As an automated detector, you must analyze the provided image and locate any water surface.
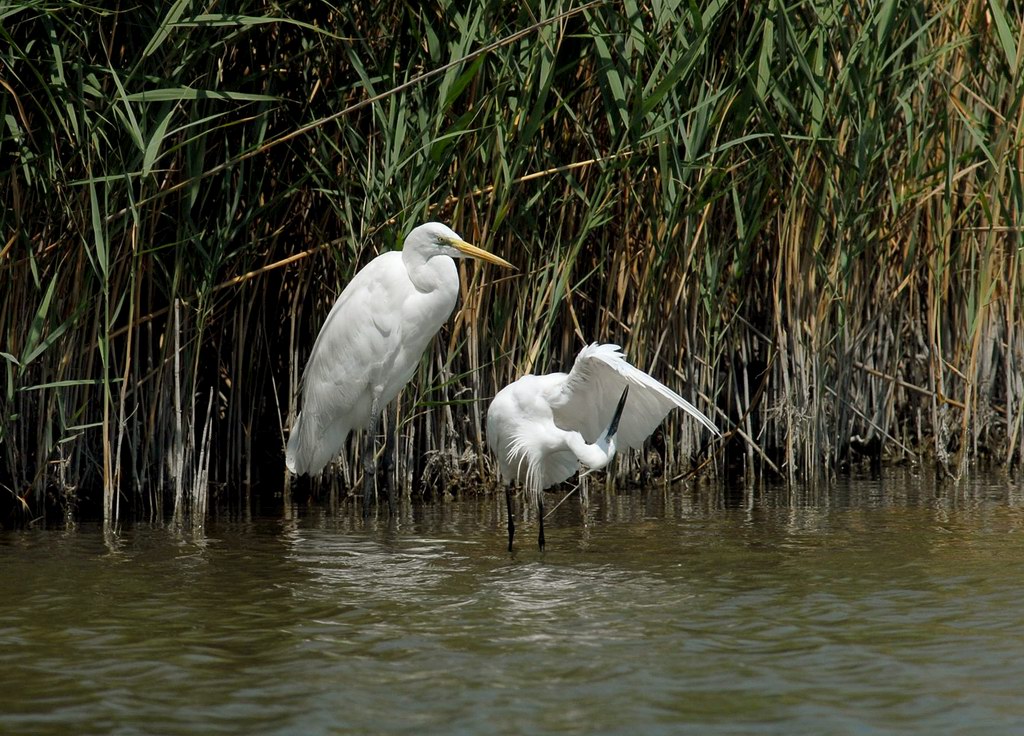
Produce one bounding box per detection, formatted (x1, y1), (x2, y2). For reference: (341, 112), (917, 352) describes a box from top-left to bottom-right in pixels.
(3, 471), (1024, 734)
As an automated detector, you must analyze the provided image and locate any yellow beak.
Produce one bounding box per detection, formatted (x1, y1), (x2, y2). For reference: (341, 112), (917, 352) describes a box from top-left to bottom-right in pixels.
(452, 240), (515, 269)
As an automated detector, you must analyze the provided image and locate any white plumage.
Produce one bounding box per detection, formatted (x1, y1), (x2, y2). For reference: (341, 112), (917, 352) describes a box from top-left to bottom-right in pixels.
(286, 222), (512, 509)
(486, 343), (719, 549)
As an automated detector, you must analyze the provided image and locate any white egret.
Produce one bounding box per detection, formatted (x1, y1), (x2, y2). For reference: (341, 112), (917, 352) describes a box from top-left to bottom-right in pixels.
(286, 222), (513, 512)
(486, 343), (719, 550)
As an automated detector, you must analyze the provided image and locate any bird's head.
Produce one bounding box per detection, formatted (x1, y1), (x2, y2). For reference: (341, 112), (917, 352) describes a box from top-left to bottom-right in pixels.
(405, 222), (514, 269)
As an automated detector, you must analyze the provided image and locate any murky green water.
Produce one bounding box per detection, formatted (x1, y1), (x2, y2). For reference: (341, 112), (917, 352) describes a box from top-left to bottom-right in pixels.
(3, 471), (1024, 735)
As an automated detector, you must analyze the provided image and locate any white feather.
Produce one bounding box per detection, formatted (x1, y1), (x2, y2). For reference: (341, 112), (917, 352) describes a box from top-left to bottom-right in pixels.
(486, 343), (719, 502)
(287, 222), (511, 476)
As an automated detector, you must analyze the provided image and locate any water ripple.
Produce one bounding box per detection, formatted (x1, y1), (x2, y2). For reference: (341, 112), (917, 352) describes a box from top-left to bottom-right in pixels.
(3, 475), (1024, 734)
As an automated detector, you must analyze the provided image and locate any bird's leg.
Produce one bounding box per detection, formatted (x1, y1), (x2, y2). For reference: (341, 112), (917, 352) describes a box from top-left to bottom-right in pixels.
(362, 394), (381, 517)
(505, 485), (516, 553)
(382, 401), (397, 516)
(537, 493), (545, 552)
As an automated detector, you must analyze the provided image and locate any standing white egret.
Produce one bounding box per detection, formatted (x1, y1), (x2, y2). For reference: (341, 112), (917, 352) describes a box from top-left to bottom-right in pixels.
(486, 343), (719, 550)
(286, 222), (513, 512)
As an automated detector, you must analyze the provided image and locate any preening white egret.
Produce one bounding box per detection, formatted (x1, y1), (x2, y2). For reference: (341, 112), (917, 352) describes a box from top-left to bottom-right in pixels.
(486, 343), (719, 550)
(286, 222), (513, 511)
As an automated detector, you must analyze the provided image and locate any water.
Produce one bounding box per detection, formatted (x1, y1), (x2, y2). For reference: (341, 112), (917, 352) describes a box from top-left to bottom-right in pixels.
(3, 471), (1024, 735)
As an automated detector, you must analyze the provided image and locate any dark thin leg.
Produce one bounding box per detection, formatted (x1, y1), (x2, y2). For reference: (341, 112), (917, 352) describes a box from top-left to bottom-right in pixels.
(505, 486), (516, 553)
(382, 402), (397, 516)
(362, 394), (381, 517)
(537, 494), (545, 552)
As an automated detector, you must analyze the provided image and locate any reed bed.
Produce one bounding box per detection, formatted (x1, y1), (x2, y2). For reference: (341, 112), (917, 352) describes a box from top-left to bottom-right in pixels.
(2, 0), (1021, 524)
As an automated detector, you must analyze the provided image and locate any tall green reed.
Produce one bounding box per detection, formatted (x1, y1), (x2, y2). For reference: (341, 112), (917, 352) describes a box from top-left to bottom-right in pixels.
(1, 0), (1021, 524)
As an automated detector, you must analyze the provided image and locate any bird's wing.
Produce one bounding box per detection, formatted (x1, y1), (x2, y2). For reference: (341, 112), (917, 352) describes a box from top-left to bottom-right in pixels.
(487, 376), (583, 494)
(549, 343), (718, 450)
(300, 253), (405, 405)
(287, 254), (410, 474)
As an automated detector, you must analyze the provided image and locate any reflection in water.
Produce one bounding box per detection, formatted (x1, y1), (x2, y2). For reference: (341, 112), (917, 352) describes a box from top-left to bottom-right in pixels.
(1, 469), (1024, 735)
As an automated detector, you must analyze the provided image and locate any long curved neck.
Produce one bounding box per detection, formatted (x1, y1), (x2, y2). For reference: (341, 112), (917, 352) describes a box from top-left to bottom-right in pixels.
(402, 245), (456, 293)
(565, 431), (616, 471)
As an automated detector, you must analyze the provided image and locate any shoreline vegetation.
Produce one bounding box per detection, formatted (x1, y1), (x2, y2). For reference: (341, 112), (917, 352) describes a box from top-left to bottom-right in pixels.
(2, 1), (1022, 525)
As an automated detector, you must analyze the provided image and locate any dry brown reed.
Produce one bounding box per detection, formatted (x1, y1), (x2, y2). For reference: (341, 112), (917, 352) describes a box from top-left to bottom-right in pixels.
(1, 0), (1021, 524)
